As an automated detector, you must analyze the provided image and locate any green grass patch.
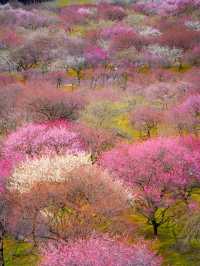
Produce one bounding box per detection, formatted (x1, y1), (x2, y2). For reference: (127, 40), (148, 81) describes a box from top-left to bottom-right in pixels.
(129, 212), (200, 266)
(4, 237), (38, 266)
(49, 0), (95, 8)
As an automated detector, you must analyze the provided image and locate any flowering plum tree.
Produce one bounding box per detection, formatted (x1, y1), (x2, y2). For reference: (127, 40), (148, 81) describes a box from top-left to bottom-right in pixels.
(100, 138), (200, 235)
(130, 106), (162, 138)
(21, 83), (86, 122)
(84, 46), (108, 67)
(168, 95), (200, 135)
(65, 56), (86, 85)
(144, 44), (183, 68)
(98, 4), (127, 21)
(184, 45), (200, 66)
(9, 165), (130, 244)
(158, 25), (200, 50)
(134, 0), (200, 15)
(60, 6), (94, 26)
(62, 37), (87, 84)
(11, 35), (57, 72)
(144, 82), (188, 110)
(2, 122), (85, 165)
(0, 29), (22, 49)
(40, 235), (162, 266)
(109, 26), (143, 51)
(8, 153), (91, 192)
(0, 6), (58, 29)
(0, 85), (21, 134)
(72, 123), (119, 162)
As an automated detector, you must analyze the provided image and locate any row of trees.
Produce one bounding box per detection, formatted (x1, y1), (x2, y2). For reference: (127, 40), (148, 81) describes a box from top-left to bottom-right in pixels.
(0, 80), (199, 140)
(1, 2), (200, 81)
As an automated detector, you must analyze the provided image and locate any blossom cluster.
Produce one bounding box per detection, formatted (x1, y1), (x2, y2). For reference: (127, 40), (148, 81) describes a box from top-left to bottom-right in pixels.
(40, 235), (162, 266)
(8, 153), (92, 192)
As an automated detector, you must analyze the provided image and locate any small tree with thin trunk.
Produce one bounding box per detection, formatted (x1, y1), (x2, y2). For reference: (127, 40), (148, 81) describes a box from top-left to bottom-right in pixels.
(130, 106), (162, 139)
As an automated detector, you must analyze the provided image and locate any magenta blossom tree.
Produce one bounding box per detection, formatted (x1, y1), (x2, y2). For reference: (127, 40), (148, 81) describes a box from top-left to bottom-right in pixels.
(40, 235), (162, 266)
(100, 137), (200, 235)
(84, 46), (108, 67)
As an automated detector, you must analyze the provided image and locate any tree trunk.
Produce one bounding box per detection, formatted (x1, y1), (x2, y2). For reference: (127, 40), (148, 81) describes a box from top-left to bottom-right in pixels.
(0, 223), (5, 266)
(77, 70), (81, 85)
(147, 128), (151, 138)
(0, 239), (4, 266)
(32, 213), (38, 247)
(152, 220), (158, 236)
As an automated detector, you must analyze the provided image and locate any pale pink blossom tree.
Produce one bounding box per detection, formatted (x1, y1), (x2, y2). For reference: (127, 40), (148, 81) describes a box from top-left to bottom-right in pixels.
(2, 122), (85, 170)
(130, 106), (162, 138)
(40, 235), (162, 266)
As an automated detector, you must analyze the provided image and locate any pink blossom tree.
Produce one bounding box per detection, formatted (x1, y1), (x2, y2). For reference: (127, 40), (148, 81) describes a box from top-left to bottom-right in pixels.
(98, 4), (127, 21)
(144, 82), (191, 110)
(11, 35), (58, 72)
(184, 45), (200, 66)
(72, 123), (119, 162)
(0, 85), (21, 135)
(20, 82), (86, 122)
(0, 6), (58, 29)
(0, 29), (22, 49)
(40, 235), (162, 266)
(168, 95), (200, 135)
(129, 106), (162, 138)
(2, 121), (85, 168)
(60, 6), (94, 27)
(8, 165), (130, 245)
(158, 25), (200, 50)
(100, 138), (200, 235)
(134, 0), (200, 16)
(84, 46), (108, 67)
(109, 26), (144, 51)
